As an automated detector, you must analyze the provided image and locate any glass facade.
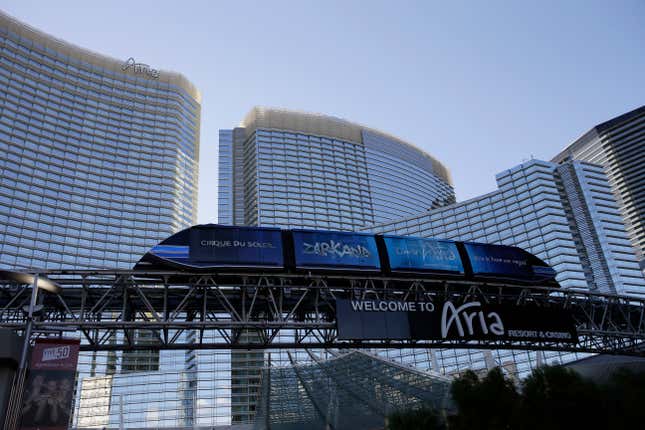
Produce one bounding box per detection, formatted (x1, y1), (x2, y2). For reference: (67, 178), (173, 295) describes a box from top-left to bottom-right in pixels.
(0, 11), (201, 429)
(219, 107), (455, 231)
(363, 130), (454, 224)
(253, 350), (453, 430)
(369, 159), (644, 296)
(218, 130), (234, 225)
(556, 162), (644, 296)
(75, 349), (236, 428)
(366, 159), (645, 385)
(0, 11), (200, 271)
(219, 141), (645, 425)
(249, 128), (375, 230)
(552, 106), (645, 270)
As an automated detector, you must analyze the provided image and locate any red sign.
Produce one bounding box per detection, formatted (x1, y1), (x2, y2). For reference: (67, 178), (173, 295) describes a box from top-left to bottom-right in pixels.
(20, 339), (80, 430)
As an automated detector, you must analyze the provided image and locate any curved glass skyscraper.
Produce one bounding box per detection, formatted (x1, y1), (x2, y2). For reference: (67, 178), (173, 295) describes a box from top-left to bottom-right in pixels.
(218, 107), (455, 230)
(0, 11), (201, 270)
(0, 11), (203, 429)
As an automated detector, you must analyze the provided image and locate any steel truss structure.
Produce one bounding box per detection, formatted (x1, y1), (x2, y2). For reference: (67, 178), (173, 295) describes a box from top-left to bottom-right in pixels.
(1, 270), (644, 356)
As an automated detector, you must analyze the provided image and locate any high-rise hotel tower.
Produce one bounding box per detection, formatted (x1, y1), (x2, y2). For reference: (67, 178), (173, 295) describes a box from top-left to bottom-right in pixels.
(0, 12), (201, 428)
(218, 107), (455, 230)
(552, 106), (645, 271)
(0, 11), (201, 270)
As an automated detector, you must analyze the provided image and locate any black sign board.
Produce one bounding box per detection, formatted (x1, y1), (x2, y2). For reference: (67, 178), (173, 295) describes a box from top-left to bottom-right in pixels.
(336, 299), (577, 343)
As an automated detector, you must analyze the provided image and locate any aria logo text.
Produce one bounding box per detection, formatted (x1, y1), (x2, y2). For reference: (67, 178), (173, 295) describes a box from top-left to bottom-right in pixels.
(122, 57), (160, 79)
(441, 301), (504, 338)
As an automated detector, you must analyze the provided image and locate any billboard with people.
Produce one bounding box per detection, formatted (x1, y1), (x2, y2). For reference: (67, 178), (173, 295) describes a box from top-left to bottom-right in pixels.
(20, 339), (80, 430)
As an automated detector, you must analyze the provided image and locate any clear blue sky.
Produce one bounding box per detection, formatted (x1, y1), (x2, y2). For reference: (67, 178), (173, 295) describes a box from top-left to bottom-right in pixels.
(3, 0), (644, 224)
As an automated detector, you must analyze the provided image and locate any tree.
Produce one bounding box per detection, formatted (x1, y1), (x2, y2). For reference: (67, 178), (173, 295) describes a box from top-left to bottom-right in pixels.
(388, 405), (445, 430)
(449, 368), (519, 430)
(603, 368), (645, 428)
(520, 365), (605, 430)
(429, 364), (645, 430)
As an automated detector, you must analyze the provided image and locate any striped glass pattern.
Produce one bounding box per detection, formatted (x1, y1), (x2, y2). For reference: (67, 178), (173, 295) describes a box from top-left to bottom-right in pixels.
(0, 16), (200, 270)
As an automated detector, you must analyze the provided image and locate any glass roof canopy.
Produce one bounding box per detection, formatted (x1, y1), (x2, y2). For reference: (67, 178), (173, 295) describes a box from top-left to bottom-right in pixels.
(253, 350), (453, 430)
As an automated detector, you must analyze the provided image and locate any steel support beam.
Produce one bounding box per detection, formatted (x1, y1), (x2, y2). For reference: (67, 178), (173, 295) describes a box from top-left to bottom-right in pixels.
(0, 270), (643, 355)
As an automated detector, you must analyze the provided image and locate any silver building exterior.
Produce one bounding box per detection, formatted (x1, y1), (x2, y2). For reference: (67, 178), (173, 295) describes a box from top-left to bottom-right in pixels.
(552, 106), (645, 270)
(0, 11), (202, 429)
(218, 107), (455, 230)
(0, 11), (201, 271)
(366, 158), (645, 380)
(370, 159), (644, 297)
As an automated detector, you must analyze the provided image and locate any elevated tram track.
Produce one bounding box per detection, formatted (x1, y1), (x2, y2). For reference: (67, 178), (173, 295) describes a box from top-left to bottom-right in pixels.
(1, 270), (644, 355)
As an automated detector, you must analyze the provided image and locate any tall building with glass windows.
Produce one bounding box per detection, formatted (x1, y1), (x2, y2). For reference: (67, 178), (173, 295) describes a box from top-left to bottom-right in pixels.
(218, 107), (455, 230)
(0, 11), (201, 429)
(365, 158), (645, 381)
(0, 11), (201, 271)
(369, 159), (645, 297)
(552, 105), (645, 271)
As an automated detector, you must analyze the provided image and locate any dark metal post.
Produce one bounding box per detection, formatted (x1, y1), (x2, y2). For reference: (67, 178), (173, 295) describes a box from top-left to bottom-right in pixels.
(3, 274), (39, 430)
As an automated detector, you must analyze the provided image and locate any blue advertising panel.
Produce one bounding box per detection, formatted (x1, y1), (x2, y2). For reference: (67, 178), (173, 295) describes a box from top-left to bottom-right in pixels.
(464, 242), (533, 278)
(183, 226), (283, 268)
(292, 230), (380, 270)
(383, 236), (464, 273)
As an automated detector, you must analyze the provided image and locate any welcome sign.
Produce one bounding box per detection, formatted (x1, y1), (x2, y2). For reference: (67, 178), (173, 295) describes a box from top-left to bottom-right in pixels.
(336, 299), (577, 343)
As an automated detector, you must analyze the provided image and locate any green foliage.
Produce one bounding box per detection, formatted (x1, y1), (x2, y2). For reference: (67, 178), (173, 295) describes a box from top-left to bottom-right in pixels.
(388, 405), (445, 430)
(389, 365), (645, 430)
(521, 365), (604, 430)
(603, 368), (645, 428)
(449, 368), (519, 430)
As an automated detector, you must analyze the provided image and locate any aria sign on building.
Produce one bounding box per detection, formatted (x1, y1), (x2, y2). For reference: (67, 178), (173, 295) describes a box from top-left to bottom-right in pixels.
(121, 57), (160, 79)
(336, 299), (577, 343)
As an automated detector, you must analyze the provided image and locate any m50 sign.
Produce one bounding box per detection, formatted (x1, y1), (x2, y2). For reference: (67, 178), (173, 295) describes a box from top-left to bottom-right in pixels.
(335, 299), (577, 343)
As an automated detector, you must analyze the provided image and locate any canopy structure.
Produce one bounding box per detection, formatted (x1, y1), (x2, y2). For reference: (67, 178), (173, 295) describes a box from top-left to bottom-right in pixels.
(254, 350), (453, 430)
